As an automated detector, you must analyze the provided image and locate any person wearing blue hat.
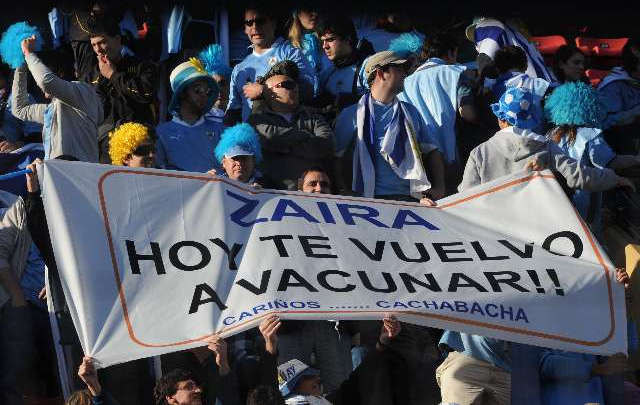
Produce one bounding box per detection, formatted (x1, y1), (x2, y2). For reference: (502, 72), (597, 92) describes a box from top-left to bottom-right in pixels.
(460, 86), (631, 191)
(545, 81), (640, 231)
(155, 58), (223, 173)
(214, 123), (269, 188)
(199, 43), (233, 124)
(439, 86), (633, 405)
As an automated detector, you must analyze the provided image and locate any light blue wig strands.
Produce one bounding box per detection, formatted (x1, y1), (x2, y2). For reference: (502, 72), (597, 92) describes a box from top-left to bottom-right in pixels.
(388, 32), (423, 58)
(198, 44), (232, 78)
(0, 22), (44, 69)
(544, 81), (606, 128)
(214, 123), (263, 164)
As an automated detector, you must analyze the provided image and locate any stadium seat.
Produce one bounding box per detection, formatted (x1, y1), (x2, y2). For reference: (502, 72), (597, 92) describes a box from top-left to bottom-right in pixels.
(530, 35), (568, 55)
(575, 37), (629, 57)
(138, 22), (149, 39)
(585, 68), (608, 87)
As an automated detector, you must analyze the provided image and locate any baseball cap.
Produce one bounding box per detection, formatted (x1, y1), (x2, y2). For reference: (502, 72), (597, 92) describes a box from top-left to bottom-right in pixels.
(224, 144), (254, 158)
(278, 359), (320, 398)
(363, 50), (408, 82)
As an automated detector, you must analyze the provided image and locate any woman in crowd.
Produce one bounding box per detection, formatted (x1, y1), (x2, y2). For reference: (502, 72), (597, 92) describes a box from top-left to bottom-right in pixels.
(552, 45), (588, 84)
(287, 4), (326, 74)
(544, 81), (640, 231)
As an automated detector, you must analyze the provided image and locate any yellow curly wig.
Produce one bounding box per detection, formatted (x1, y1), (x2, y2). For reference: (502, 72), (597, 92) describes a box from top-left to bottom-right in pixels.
(108, 122), (151, 166)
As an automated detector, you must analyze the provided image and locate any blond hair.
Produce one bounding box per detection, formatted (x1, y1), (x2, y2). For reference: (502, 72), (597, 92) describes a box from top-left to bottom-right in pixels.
(65, 390), (92, 405)
(108, 122), (151, 166)
(288, 12), (304, 49)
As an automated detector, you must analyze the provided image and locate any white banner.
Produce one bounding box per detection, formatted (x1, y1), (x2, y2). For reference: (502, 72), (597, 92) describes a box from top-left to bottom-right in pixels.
(40, 160), (627, 367)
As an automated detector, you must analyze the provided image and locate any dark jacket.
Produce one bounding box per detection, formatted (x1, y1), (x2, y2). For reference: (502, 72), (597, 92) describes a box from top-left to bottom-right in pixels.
(248, 107), (334, 190)
(84, 53), (157, 163)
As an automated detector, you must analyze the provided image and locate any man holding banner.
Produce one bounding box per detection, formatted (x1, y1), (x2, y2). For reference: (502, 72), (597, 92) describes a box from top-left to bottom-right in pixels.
(436, 86), (635, 405)
(35, 153), (629, 402)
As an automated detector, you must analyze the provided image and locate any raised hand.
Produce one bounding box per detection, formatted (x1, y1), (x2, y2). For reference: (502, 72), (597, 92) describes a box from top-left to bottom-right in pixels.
(77, 356), (102, 396)
(21, 35), (37, 56)
(259, 314), (281, 355)
(204, 335), (230, 376)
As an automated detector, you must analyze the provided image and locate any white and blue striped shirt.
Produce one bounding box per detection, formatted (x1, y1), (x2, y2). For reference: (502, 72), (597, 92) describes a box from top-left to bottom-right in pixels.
(473, 18), (556, 82)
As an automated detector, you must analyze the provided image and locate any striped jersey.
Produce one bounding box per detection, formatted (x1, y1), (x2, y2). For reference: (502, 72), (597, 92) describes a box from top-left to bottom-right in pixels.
(473, 18), (556, 82)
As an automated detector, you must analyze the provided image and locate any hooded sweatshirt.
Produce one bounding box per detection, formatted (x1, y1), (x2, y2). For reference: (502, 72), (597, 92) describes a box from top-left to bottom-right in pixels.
(459, 126), (620, 192)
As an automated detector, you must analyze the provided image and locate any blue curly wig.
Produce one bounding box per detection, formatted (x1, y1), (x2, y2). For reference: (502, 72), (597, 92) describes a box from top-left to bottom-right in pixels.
(198, 44), (232, 78)
(215, 123), (262, 164)
(0, 22), (43, 69)
(388, 33), (423, 58)
(544, 81), (606, 128)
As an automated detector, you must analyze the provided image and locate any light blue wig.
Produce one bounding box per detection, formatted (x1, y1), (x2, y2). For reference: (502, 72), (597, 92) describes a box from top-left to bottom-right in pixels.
(0, 22), (43, 69)
(544, 81), (605, 128)
(198, 44), (232, 78)
(214, 123), (262, 164)
(388, 32), (423, 58)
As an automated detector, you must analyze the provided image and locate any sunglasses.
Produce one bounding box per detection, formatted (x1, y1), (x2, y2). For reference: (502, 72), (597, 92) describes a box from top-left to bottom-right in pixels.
(244, 17), (268, 27)
(191, 85), (214, 96)
(132, 144), (154, 156)
(269, 80), (297, 90)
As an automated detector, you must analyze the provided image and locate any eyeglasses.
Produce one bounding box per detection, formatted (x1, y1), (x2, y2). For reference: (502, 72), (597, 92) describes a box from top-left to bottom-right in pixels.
(269, 80), (297, 90)
(132, 144), (154, 156)
(244, 17), (268, 27)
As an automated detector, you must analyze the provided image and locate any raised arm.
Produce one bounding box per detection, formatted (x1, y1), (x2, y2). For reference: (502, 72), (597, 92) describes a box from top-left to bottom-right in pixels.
(22, 36), (91, 110)
(11, 64), (46, 124)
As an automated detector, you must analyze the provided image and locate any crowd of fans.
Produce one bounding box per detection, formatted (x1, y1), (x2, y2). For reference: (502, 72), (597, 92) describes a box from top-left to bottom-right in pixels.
(1, 2), (640, 405)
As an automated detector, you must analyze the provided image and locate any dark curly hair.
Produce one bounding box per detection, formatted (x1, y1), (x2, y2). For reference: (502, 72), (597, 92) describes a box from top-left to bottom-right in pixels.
(85, 15), (121, 38)
(153, 369), (198, 405)
(420, 32), (458, 63)
(493, 45), (527, 75)
(257, 60), (300, 85)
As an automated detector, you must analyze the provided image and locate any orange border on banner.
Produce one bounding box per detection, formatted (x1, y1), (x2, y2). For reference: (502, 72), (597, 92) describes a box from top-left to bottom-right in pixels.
(97, 170), (615, 348)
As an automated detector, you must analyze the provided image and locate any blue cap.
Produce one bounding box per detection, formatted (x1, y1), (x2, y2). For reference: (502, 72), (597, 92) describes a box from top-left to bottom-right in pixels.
(224, 144), (254, 158)
(278, 359), (320, 398)
(491, 86), (539, 129)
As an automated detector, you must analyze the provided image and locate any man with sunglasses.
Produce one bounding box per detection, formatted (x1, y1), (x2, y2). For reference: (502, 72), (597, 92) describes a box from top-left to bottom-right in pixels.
(225, 4), (318, 125)
(248, 61), (333, 191)
(108, 122), (155, 168)
(155, 60), (223, 173)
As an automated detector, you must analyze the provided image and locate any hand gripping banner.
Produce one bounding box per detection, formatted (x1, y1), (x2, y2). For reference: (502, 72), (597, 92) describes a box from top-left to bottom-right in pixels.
(40, 160), (627, 367)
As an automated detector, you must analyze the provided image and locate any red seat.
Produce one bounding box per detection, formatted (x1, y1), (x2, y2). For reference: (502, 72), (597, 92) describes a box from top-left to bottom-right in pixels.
(530, 35), (568, 55)
(585, 69), (608, 87)
(575, 37), (629, 57)
(138, 22), (149, 40)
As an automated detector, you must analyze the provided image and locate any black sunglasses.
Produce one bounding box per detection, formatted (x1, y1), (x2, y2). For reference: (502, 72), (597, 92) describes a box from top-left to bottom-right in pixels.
(244, 17), (268, 27)
(132, 143), (154, 156)
(269, 79), (297, 90)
